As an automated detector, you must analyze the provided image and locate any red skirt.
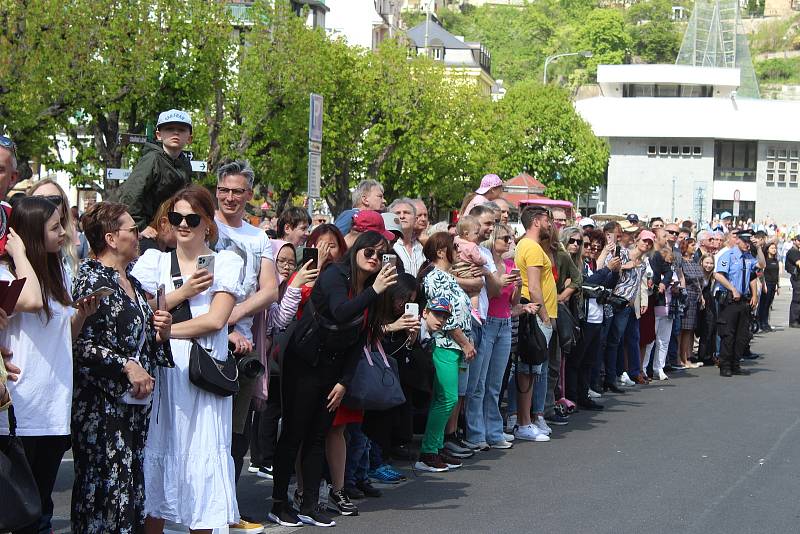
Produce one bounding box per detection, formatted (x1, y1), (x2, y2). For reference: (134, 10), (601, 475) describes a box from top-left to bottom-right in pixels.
(639, 294), (656, 345)
(332, 405), (363, 426)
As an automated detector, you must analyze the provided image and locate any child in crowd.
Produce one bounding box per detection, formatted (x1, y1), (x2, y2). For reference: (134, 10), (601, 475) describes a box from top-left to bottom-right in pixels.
(452, 215), (486, 322)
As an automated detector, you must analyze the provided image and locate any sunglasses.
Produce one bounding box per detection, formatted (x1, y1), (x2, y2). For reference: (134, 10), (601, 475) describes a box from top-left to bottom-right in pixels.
(0, 135), (16, 155)
(116, 225), (139, 237)
(41, 194), (63, 206)
(498, 235), (512, 243)
(167, 211), (202, 228)
(568, 238), (582, 245)
(666, 230), (679, 236)
(362, 247), (384, 259)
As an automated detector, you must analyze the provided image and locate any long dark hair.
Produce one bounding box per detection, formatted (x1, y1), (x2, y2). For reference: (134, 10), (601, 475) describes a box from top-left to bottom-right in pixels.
(338, 231), (389, 342)
(7, 197), (71, 319)
(418, 231), (456, 282)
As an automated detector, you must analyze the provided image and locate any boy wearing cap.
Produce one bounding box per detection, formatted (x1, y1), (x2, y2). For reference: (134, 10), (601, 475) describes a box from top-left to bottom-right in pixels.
(112, 109), (194, 231)
(463, 174), (503, 216)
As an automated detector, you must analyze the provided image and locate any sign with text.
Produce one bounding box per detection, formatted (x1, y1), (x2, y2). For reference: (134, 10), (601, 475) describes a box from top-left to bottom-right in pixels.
(106, 168), (132, 181)
(308, 151), (321, 198)
(119, 133), (148, 145)
(191, 160), (208, 173)
(309, 93), (323, 143)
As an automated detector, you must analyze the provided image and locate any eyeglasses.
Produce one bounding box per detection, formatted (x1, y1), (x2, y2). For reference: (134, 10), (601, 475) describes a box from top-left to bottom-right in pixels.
(276, 258), (296, 268)
(0, 135), (16, 155)
(116, 225), (139, 237)
(568, 238), (582, 245)
(217, 186), (248, 197)
(167, 211), (202, 228)
(554, 218), (568, 224)
(666, 230), (679, 236)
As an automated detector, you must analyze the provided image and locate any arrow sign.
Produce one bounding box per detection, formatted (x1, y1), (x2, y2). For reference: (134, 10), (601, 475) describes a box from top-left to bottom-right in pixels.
(191, 160), (207, 173)
(106, 168), (132, 181)
(119, 133), (148, 145)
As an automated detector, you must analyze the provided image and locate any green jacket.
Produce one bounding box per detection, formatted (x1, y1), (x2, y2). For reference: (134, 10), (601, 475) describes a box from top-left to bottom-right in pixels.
(110, 142), (193, 229)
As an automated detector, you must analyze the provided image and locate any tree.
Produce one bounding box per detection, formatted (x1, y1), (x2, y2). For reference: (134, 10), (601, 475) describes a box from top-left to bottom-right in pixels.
(489, 81), (609, 201)
(627, 0), (682, 63)
(576, 9), (632, 78)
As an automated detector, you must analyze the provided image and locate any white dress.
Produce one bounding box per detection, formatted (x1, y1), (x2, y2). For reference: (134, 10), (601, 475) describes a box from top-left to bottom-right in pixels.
(131, 249), (244, 530)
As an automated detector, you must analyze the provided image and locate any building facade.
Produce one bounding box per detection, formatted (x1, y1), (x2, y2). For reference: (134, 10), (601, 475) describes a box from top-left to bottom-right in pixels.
(575, 64), (800, 224)
(326, 0), (402, 49)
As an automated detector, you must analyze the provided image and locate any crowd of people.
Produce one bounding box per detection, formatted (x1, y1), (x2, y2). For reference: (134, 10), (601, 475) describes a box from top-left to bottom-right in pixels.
(0, 111), (796, 533)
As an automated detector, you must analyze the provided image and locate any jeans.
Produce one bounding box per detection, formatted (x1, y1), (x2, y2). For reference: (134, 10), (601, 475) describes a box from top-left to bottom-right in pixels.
(619, 312), (641, 377)
(250, 374), (281, 469)
(421, 347), (460, 454)
(603, 306), (632, 383)
(466, 316), (512, 445)
(465, 317), (492, 444)
(758, 281), (777, 326)
(667, 314), (681, 365)
(459, 319), (483, 396)
(344, 423), (370, 485)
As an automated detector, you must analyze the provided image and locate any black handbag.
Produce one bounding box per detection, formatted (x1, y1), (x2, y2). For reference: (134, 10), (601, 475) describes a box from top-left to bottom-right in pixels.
(169, 251), (239, 397)
(0, 405), (42, 531)
(343, 342), (406, 411)
(557, 302), (581, 353)
(516, 300), (548, 366)
(397, 338), (435, 394)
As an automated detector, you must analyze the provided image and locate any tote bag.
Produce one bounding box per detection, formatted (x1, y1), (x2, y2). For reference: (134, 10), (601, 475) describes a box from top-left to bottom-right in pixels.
(343, 342), (406, 411)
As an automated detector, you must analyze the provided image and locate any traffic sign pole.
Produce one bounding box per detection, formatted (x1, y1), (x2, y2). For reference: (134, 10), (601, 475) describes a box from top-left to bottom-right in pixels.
(307, 93), (323, 212)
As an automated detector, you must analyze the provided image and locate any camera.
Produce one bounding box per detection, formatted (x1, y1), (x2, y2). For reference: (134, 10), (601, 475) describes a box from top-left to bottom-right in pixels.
(236, 355), (265, 379)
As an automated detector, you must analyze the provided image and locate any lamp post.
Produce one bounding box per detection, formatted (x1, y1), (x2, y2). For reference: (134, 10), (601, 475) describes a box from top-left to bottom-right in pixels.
(543, 50), (593, 84)
(423, 0), (436, 54)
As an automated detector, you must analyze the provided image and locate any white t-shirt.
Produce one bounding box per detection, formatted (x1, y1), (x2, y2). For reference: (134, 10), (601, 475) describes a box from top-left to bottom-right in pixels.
(0, 264), (74, 436)
(214, 217), (273, 341)
(393, 238), (425, 278)
(585, 264), (604, 324)
(477, 245), (497, 321)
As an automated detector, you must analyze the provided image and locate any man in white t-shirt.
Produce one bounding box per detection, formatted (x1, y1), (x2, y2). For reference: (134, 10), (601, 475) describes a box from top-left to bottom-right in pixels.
(214, 160), (278, 532)
(389, 198), (425, 277)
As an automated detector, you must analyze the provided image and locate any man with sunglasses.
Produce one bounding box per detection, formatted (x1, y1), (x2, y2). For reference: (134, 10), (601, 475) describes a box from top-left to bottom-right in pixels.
(111, 109), (193, 234)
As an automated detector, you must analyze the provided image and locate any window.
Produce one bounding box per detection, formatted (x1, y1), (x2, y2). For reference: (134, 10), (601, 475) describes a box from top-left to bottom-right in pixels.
(792, 162), (799, 171)
(778, 182), (787, 187)
(714, 140), (757, 181)
(670, 145), (679, 155)
(791, 150), (799, 159)
(647, 145), (657, 156)
(767, 182), (775, 187)
(693, 146), (702, 156)
(791, 173), (798, 183)
(779, 161), (787, 171)
(779, 173), (786, 182)
(659, 146), (668, 155)
(767, 172), (774, 181)
(779, 149), (788, 159)
(767, 148), (776, 159)
(682, 146), (691, 156)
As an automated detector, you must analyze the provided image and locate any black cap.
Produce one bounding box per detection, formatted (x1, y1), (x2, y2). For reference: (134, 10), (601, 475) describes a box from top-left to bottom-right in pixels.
(627, 213), (639, 223)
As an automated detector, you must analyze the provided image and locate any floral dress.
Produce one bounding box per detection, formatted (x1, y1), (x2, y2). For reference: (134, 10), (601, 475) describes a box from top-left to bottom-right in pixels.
(71, 259), (173, 534)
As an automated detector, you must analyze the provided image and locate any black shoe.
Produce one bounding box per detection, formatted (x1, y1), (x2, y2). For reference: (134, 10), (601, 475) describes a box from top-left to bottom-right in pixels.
(328, 487), (359, 516)
(268, 502), (303, 527)
(732, 368), (751, 376)
(298, 505), (336, 527)
(344, 483), (365, 500)
(743, 352), (761, 360)
(256, 465), (273, 480)
(760, 323), (773, 332)
(577, 398), (604, 411)
(390, 443), (416, 461)
(356, 479), (382, 498)
(604, 382), (625, 394)
(720, 368), (733, 377)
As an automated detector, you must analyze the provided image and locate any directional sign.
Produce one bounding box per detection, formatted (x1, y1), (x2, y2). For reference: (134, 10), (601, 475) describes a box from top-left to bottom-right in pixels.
(191, 160), (208, 173)
(308, 151), (321, 198)
(119, 133), (148, 145)
(309, 93), (323, 143)
(308, 140), (322, 153)
(106, 168), (132, 181)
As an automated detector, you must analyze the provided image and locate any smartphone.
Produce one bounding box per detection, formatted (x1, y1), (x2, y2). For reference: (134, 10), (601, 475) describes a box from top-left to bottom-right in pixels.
(605, 233), (615, 246)
(197, 254), (215, 275)
(301, 246), (319, 269)
(382, 254), (397, 268)
(72, 286), (114, 308)
(156, 284), (166, 311)
(404, 302), (419, 317)
(614, 245), (621, 257)
(510, 268), (521, 277)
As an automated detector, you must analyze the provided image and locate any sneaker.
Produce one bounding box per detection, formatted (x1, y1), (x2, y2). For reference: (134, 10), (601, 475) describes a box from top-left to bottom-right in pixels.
(514, 424), (550, 442)
(588, 388), (602, 399)
(291, 488), (303, 511)
(267, 503), (302, 527)
(544, 413), (569, 426)
(444, 434), (474, 455)
(489, 440), (514, 449)
(356, 479), (382, 498)
(381, 464), (407, 482)
(414, 453), (449, 472)
(368, 464), (402, 484)
(327, 487), (359, 516)
(343, 484), (364, 500)
(229, 519), (264, 533)
(298, 505), (336, 527)
(534, 417), (552, 435)
(438, 450), (463, 469)
(620, 372), (636, 386)
(247, 463), (260, 474)
(256, 465), (273, 480)
(504, 413), (518, 433)
(462, 439), (490, 452)
(654, 369), (669, 381)
(503, 432), (515, 442)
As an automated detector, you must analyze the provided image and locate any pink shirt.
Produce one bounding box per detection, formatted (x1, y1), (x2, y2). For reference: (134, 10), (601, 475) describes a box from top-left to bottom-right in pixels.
(487, 258), (516, 319)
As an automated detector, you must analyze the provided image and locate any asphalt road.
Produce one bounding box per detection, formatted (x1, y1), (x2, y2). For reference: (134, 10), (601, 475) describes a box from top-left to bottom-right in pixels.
(52, 287), (800, 533)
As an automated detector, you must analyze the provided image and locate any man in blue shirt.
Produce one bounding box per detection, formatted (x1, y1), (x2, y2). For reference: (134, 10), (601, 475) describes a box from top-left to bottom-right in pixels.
(714, 230), (759, 377)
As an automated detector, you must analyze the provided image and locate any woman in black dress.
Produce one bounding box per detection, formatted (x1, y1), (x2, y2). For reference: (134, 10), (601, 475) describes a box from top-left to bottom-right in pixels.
(758, 242), (780, 331)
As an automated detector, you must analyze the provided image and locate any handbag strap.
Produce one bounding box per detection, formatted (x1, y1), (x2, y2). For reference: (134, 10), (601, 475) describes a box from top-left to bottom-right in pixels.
(7, 403), (16, 436)
(363, 341), (390, 367)
(169, 250), (193, 323)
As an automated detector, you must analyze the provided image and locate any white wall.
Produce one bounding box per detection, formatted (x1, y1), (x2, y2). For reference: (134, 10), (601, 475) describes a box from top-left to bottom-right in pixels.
(756, 141), (800, 223)
(605, 138), (715, 221)
(326, 0), (383, 49)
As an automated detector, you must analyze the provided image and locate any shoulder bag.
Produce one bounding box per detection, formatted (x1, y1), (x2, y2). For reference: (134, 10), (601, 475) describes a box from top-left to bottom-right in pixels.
(0, 405), (42, 531)
(343, 341), (406, 411)
(516, 299), (548, 366)
(170, 251), (239, 397)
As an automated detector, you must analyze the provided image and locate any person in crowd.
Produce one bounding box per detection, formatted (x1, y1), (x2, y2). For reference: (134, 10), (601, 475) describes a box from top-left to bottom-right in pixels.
(452, 215), (487, 321)
(412, 199), (430, 245)
(714, 230), (758, 377)
(275, 206), (312, 247)
(649, 217), (664, 231)
(557, 226), (584, 308)
(71, 201), (173, 533)
(461, 174), (503, 216)
(131, 185), (244, 533)
(0, 197), (92, 534)
(679, 238), (704, 369)
(138, 199), (178, 254)
(785, 235), (800, 328)
(111, 110), (193, 232)
(344, 210), (395, 249)
(382, 212), (404, 242)
(390, 198), (425, 277)
(758, 241), (780, 331)
(646, 247), (677, 380)
(513, 206), (557, 441)
(268, 231), (397, 528)
(494, 198), (512, 225)
(551, 208), (569, 232)
(579, 217), (596, 232)
(352, 179), (386, 212)
(213, 160), (278, 533)
(417, 232), (475, 470)
(27, 179), (80, 278)
(0, 136), (18, 253)
(696, 254), (718, 366)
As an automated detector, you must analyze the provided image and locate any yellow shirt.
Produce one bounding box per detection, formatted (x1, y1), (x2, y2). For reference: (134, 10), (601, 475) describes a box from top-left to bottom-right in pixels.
(515, 236), (558, 318)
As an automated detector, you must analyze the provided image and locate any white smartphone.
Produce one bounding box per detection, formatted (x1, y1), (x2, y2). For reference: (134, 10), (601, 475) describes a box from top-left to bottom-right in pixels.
(197, 254), (215, 275)
(72, 286), (114, 308)
(404, 302), (419, 317)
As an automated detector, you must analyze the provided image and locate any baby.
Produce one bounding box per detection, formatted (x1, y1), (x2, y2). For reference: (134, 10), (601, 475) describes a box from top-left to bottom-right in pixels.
(452, 215), (487, 322)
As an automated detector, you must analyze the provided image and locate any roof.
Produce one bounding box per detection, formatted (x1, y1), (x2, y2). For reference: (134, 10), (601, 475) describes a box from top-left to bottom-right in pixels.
(503, 192), (547, 207)
(597, 64), (740, 88)
(504, 172), (546, 193)
(574, 96), (800, 142)
(406, 20), (470, 50)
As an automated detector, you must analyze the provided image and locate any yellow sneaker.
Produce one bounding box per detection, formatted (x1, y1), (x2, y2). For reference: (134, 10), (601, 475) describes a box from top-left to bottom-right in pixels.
(229, 518), (264, 533)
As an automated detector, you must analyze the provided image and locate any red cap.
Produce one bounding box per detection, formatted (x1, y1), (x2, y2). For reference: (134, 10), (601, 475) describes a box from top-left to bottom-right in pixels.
(352, 210), (395, 241)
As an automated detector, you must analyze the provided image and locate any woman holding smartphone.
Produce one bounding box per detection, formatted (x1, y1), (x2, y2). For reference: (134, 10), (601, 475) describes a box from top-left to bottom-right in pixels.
(131, 185), (244, 533)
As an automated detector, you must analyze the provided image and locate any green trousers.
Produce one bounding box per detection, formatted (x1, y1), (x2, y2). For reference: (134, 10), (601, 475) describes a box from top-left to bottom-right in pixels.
(421, 346), (461, 454)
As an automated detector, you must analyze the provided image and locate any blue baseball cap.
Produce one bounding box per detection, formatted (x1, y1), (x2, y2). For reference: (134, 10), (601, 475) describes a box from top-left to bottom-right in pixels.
(427, 296), (452, 314)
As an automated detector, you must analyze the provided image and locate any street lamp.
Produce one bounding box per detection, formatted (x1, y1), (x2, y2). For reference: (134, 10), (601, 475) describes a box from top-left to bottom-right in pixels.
(543, 50), (593, 84)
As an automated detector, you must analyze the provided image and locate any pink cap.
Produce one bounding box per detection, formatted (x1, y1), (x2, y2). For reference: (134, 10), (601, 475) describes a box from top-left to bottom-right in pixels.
(475, 173), (503, 194)
(352, 210), (395, 241)
(639, 230), (656, 242)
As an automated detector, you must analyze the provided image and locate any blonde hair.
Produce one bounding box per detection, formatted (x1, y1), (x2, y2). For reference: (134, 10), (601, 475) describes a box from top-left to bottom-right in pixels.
(26, 178), (78, 273)
(456, 215), (479, 238)
(660, 247), (675, 263)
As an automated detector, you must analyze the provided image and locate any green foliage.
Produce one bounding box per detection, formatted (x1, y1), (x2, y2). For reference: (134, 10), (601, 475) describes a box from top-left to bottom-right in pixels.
(577, 9), (632, 77)
(626, 0), (682, 63)
(748, 15), (800, 54)
(755, 57), (800, 83)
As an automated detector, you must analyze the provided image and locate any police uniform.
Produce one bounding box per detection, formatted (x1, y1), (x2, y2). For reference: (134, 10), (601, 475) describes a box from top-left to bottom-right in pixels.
(715, 231), (758, 376)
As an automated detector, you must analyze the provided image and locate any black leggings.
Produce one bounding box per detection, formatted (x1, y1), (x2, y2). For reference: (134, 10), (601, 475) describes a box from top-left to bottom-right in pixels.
(272, 356), (338, 514)
(565, 322), (602, 402)
(250, 374), (282, 469)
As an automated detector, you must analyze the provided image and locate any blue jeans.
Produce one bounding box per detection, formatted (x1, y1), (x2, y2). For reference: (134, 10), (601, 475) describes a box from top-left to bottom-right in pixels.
(466, 317), (511, 444)
(344, 423), (370, 486)
(620, 313), (641, 377)
(604, 306), (642, 381)
(459, 319), (483, 396)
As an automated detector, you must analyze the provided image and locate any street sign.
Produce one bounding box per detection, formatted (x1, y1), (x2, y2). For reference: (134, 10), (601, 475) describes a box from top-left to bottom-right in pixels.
(308, 151), (321, 198)
(733, 189), (740, 201)
(106, 168), (132, 181)
(733, 200), (740, 217)
(308, 140), (322, 153)
(309, 93), (323, 143)
(119, 133), (148, 145)
(191, 160), (208, 173)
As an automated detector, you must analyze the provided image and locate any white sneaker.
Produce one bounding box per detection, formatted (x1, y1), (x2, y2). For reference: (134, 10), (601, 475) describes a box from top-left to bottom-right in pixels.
(505, 414), (517, 433)
(620, 372), (636, 387)
(514, 424), (550, 442)
(588, 389), (602, 399)
(503, 432), (515, 442)
(534, 417), (552, 436)
(654, 369), (669, 381)
(489, 440), (514, 449)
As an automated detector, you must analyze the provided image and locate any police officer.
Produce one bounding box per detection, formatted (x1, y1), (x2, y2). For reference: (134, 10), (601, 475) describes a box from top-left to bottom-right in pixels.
(714, 230), (759, 377)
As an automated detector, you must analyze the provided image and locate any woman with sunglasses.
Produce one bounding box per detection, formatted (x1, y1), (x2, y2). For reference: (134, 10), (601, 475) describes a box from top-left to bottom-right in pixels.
(27, 178), (80, 279)
(269, 230), (397, 528)
(0, 197), (99, 534)
(131, 185), (244, 533)
(71, 201), (172, 534)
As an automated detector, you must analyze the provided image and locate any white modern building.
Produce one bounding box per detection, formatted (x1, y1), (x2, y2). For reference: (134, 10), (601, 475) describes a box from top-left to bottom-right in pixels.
(575, 64), (800, 224)
(325, 0), (402, 50)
